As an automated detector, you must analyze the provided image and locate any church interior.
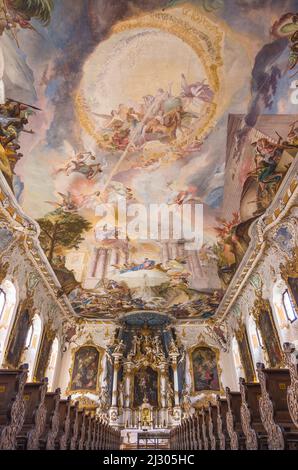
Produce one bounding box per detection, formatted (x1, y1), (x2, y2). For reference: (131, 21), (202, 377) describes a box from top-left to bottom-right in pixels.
(1, 0), (298, 452)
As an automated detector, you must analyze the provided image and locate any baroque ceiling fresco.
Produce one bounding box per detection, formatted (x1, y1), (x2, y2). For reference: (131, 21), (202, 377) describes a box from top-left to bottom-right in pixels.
(1, 0), (298, 321)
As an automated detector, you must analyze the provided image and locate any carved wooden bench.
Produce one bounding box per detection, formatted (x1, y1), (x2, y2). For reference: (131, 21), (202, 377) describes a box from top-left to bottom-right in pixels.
(55, 396), (71, 450)
(200, 407), (210, 450)
(185, 418), (191, 450)
(226, 387), (246, 450)
(283, 342), (298, 429)
(208, 402), (220, 450)
(84, 413), (93, 450)
(189, 416), (197, 450)
(0, 364), (28, 450)
(67, 401), (79, 450)
(216, 396), (231, 450)
(39, 388), (61, 450)
(239, 378), (267, 450)
(257, 363), (298, 450)
(16, 378), (48, 450)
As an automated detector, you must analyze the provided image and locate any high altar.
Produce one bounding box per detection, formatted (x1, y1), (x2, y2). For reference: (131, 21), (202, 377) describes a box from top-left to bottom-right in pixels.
(100, 313), (186, 430)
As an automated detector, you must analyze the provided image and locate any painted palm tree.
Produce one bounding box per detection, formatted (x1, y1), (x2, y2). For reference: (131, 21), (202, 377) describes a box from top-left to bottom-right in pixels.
(8, 0), (54, 25)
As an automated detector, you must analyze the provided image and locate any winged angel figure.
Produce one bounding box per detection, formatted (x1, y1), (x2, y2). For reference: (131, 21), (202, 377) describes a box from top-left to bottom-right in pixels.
(55, 140), (106, 180)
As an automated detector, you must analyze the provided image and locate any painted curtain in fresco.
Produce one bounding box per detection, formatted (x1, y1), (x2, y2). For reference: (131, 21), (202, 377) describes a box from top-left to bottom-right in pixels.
(133, 367), (158, 407)
(258, 308), (283, 368)
(5, 309), (30, 367)
(70, 346), (100, 391)
(236, 327), (255, 382)
(192, 347), (220, 392)
(34, 331), (54, 382)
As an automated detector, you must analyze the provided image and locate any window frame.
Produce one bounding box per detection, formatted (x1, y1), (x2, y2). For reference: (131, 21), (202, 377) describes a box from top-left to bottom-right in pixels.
(282, 289), (298, 324)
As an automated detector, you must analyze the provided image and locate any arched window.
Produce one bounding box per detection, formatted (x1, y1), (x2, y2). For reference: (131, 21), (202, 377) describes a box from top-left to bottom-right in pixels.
(25, 324), (33, 349)
(21, 314), (42, 381)
(232, 337), (244, 385)
(45, 337), (59, 391)
(0, 280), (17, 366)
(282, 289), (298, 323)
(247, 315), (265, 366)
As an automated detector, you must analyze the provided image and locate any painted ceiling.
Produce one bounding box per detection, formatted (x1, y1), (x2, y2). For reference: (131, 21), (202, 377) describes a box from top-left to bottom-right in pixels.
(1, 0), (298, 321)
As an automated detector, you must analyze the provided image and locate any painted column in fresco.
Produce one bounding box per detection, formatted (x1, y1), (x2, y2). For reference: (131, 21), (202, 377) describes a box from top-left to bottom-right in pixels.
(109, 249), (119, 270)
(177, 240), (186, 259)
(95, 248), (108, 280)
(187, 250), (204, 279)
(170, 242), (178, 260)
(161, 241), (170, 265)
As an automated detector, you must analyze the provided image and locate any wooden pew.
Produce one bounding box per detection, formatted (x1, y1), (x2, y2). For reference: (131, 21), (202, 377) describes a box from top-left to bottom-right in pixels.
(189, 416), (197, 450)
(39, 388), (61, 450)
(208, 402), (220, 450)
(95, 418), (101, 450)
(185, 418), (191, 450)
(0, 364), (28, 450)
(84, 413), (92, 450)
(69, 402), (79, 450)
(16, 378), (48, 450)
(78, 409), (87, 450)
(195, 413), (203, 450)
(283, 342), (298, 429)
(216, 396), (231, 450)
(91, 416), (98, 450)
(257, 362), (298, 450)
(226, 387), (246, 450)
(200, 407), (209, 450)
(55, 396), (71, 450)
(239, 378), (267, 450)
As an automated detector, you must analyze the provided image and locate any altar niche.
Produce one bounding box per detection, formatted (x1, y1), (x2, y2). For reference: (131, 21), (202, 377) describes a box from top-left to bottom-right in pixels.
(133, 366), (159, 408)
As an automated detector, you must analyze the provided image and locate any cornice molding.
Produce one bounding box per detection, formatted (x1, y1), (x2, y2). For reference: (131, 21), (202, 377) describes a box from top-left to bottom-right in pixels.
(215, 157), (298, 324)
(0, 172), (76, 326)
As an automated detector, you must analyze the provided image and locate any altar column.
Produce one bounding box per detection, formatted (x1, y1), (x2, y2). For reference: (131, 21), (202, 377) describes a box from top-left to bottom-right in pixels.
(123, 360), (133, 427)
(159, 361), (168, 428)
(170, 352), (181, 424)
(109, 352), (122, 426)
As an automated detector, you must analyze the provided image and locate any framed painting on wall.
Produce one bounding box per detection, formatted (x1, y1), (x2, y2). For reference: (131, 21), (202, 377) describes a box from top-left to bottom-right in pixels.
(252, 295), (283, 368)
(236, 324), (256, 382)
(189, 345), (221, 394)
(69, 345), (102, 393)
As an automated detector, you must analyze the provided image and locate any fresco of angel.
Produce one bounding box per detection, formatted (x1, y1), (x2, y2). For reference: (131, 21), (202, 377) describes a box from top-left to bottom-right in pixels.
(45, 191), (78, 212)
(55, 141), (104, 179)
